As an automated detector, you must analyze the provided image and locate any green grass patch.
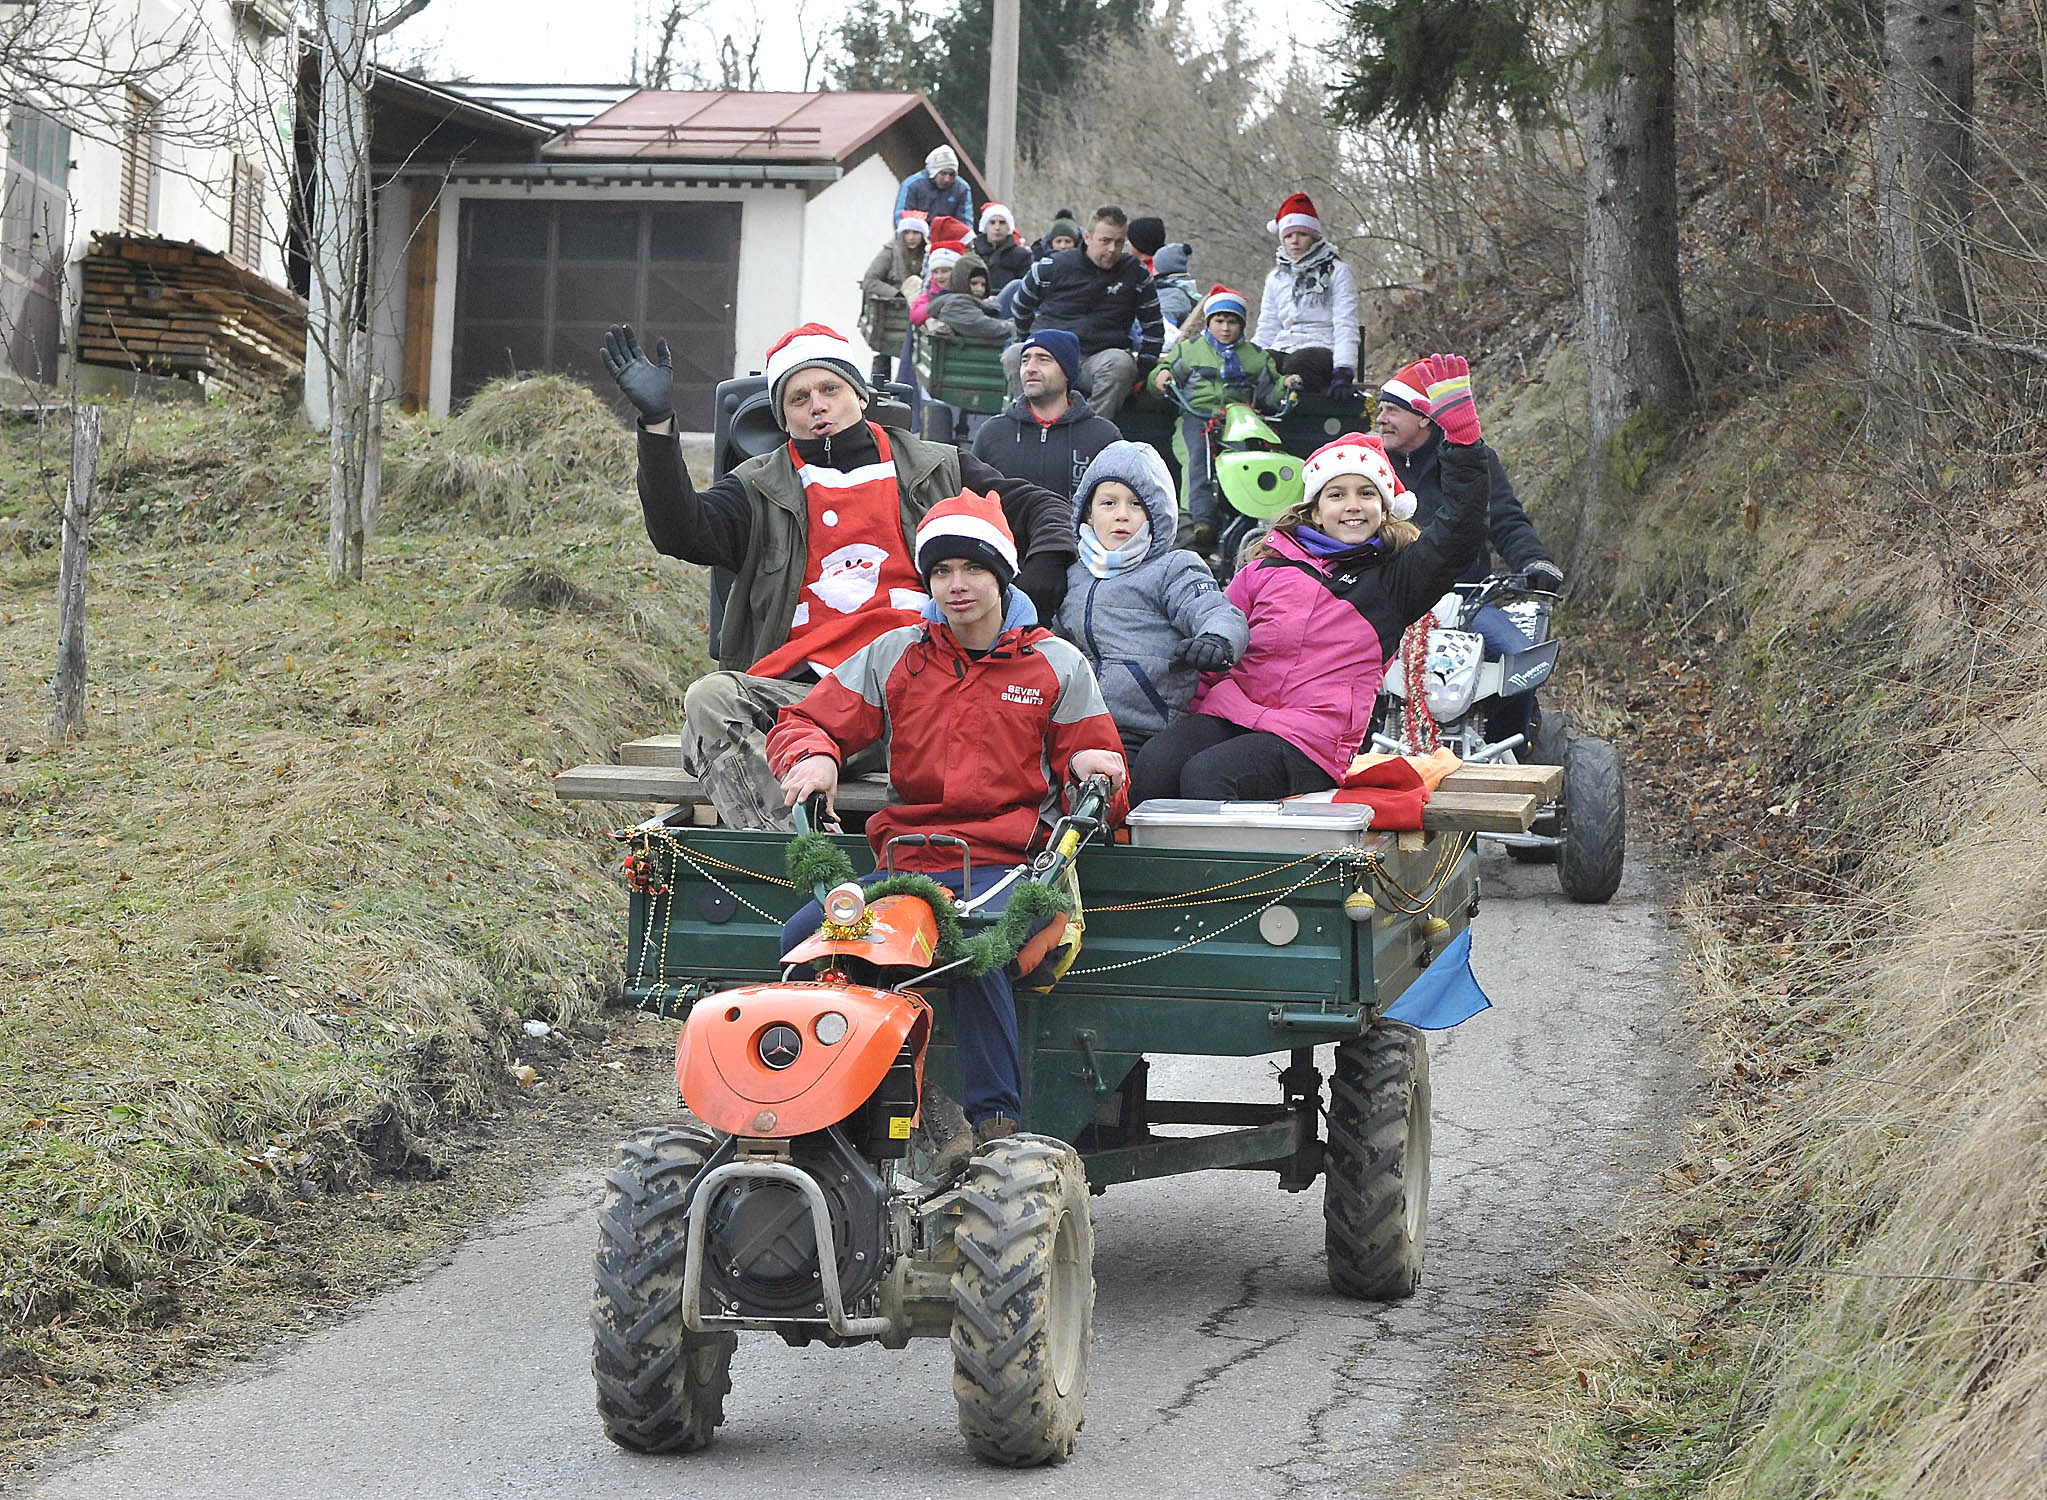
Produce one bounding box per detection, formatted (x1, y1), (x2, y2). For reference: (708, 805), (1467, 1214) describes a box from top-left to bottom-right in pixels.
(0, 380), (708, 1348)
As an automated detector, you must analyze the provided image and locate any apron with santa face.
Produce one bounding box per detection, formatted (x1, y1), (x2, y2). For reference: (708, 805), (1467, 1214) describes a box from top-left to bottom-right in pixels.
(748, 423), (932, 682)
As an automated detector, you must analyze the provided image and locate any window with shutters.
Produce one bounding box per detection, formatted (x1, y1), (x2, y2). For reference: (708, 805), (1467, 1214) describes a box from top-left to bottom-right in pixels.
(227, 155), (263, 266)
(120, 90), (160, 233)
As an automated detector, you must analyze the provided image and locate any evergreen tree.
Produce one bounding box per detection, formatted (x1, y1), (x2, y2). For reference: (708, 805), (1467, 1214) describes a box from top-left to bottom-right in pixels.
(826, 0), (936, 94)
(1327, 0), (1557, 137)
(926, 0), (1146, 167)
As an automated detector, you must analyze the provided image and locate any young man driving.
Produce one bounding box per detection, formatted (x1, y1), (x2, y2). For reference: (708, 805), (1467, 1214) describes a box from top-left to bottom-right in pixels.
(767, 494), (1128, 1145)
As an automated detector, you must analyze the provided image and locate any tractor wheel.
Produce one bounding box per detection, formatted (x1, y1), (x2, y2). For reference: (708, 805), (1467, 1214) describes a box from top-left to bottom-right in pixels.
(1508, 708), (1569, 863)
(950, 1135), (1094, 1466)
(1556, 734), (1627, 904)
(1324, 1022), (1431, 1300)
(590, 1126), (736, 1453)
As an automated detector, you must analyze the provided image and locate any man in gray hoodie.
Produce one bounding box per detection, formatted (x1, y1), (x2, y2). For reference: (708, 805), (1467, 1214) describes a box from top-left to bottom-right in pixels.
(1054, 441), (1249, 755)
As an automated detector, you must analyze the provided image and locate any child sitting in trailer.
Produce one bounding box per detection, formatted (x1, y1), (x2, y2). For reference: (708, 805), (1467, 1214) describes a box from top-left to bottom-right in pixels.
(1129, 356), (1490, 806)
(923, 254), (1015, 344)
(1148, 286), (1283, 549)
(1055, 441), (1248, 757)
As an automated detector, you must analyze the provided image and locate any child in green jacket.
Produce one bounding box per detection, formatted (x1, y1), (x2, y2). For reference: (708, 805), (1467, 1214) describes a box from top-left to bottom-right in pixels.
(1148, 286), (1282, 545)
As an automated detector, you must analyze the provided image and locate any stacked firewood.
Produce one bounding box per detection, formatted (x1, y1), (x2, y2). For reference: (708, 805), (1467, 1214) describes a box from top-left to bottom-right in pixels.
(75, 234), (307, 393)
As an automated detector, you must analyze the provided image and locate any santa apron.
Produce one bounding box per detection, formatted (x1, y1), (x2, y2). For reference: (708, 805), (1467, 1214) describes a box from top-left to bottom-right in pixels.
(748, 423), (931, 681)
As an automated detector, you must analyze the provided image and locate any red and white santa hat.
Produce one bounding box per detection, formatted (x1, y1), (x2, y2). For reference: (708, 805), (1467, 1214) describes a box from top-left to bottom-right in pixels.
(927, 215), (972, 248)
(1202, 284), (1249, 322)
(926, 244), (965, 278)
(978, 202), (1015, 236)
(1267, 192), (1321, 237)
(1301, 432), (1414, 521)
(914, 491), (1019, 585)
(764, 323), (868, 426)
(1377, 358), (1435, 418)
(897, 208), (930, 238)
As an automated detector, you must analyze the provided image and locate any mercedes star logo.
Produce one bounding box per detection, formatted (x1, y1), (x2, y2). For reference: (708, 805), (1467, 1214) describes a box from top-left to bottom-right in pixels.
(758, 1024), (802, 1070)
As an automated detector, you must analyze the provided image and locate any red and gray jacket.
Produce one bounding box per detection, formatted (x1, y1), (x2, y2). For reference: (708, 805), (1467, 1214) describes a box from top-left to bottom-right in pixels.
(766, 614), (1129, 873)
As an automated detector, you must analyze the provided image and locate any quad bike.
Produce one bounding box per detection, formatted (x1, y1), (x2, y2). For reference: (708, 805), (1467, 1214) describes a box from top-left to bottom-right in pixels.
(590, 778), (1117, 1468)
(1158, 378), (1302, 578)
(1373, 573), (1626, 903)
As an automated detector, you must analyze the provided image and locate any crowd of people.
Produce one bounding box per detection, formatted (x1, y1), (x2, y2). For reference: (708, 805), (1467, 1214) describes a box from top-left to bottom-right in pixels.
(597, 178), (1564, 1146)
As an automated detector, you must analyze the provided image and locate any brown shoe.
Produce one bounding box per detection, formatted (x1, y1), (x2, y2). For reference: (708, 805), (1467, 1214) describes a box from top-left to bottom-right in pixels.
(972, 1115), (1018, 1146)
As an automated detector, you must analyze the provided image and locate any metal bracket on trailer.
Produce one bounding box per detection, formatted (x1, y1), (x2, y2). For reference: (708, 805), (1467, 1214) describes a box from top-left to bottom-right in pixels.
(679, 1159), (894, 1339)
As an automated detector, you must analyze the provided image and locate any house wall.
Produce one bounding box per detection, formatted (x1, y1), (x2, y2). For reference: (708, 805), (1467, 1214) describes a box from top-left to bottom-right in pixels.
(421, 178), (836, 424)
(800, 152), (902, 368)
(1, 0), (297, 383)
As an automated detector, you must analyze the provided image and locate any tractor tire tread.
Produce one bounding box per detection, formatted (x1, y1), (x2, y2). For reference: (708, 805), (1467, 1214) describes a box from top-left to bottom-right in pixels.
(1324, 1024), (1431, 1301)
(951, 1136), (1093, 1467)
(589, 1125), (736, 1454)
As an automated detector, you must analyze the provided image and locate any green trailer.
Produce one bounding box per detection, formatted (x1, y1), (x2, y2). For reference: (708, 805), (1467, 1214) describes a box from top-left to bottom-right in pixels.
(562, 755), (1548, 1465)
(912, 330), (1010, 418)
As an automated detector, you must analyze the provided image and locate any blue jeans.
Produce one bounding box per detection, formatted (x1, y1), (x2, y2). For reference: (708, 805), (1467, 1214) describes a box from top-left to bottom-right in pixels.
(1468, 604), (1535, 743)
(781, 866), (1042, 1127)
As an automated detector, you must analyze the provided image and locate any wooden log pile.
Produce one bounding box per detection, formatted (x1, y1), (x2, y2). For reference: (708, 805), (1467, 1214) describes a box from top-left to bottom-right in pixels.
(75, 234), (307, 394)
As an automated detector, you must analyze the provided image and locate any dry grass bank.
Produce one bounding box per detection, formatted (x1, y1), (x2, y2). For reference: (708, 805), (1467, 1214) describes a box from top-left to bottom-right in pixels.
(0, 378), (706, 1422)
(1431, 347), (2047, 1498)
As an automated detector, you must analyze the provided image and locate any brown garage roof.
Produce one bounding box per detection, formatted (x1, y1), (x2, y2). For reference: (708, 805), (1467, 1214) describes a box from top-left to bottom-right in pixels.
(543, 90), (978, 177)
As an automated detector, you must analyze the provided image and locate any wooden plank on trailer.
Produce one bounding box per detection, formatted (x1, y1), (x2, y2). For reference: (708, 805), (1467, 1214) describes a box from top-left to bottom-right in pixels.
(619, 733), (682, 767)
(553, 763), (897, 811)
(1439, 762), (1562, 800)
(1421, 789), (1541, 832)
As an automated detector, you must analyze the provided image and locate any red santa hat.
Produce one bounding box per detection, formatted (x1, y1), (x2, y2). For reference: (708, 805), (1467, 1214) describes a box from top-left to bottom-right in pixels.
(1301, 432), (1414, 521)
(977, 202), (1015, 236)
(914, 491), (1019, 586)
(764, 323), (868, 427)
(1378, 358), (1435, 418)
(897, 208), (930, 238)
(1267, 192), (1322, 237)
(927, 215), (972, 247)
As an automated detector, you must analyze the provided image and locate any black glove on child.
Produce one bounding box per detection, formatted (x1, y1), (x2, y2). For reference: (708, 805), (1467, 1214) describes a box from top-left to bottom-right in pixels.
(1175, 633), (1236, 672)
(1525, 560), (1564, 590)
(1016, 552), (1070, 620)
(601, 324), (674, 425)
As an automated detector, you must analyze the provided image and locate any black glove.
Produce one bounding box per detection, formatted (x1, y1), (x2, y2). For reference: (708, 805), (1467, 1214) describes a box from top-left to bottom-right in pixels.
(1325, 366), (1355, 399)
(1175, 632), (1236, 672)
(1016, 552), (1070, 619)
(601, 324), (674, 425)
(1525, 560), (1564, 590)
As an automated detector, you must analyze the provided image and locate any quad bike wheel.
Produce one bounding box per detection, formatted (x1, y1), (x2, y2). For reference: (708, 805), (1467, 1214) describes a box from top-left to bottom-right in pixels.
(1324, 1023), (1431, 1300)
(590, 1126), (737, 1453)
(1556, 733), (1626, 904)
(950, 1135), (1094, 1466)
(1508, 708), (1569, 864)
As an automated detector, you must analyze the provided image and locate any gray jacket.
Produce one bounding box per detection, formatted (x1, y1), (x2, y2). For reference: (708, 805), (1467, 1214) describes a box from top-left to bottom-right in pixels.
(1054, 441), (1248, 746)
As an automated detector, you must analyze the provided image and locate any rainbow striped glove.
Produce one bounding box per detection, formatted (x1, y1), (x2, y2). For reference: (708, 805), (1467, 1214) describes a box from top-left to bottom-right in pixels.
(1421, 353), (1479, 445)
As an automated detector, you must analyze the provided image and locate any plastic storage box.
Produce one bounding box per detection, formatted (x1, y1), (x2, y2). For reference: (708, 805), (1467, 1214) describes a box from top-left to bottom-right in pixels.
(1124, 799), (1373, 852)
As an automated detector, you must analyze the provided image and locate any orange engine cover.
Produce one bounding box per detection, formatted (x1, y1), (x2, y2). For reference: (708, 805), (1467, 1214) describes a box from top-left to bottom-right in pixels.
(780, 892), (942, 971)
(675, 979), (930, 1138)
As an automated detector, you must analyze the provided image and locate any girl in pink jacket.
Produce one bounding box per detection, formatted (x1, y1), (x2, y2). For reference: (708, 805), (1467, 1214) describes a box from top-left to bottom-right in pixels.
(1128, 354), (1492, 804)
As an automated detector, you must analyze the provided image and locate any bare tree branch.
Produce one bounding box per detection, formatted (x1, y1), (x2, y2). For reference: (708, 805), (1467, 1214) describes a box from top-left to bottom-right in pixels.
(1901, 316), (2047, 364)
(369, 0), (438, 41)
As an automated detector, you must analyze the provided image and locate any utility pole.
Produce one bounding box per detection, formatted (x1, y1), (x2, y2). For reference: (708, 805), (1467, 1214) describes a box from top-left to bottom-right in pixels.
(306, 0), (368, 435)
(985, 0), (1019, 206)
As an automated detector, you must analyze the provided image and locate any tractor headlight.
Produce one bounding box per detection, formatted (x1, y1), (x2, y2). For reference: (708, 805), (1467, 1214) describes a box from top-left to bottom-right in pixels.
(823, 882), (867, 927)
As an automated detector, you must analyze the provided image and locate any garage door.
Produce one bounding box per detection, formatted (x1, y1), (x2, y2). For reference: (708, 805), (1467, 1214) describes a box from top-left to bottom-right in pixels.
(452, 198), (740, 429)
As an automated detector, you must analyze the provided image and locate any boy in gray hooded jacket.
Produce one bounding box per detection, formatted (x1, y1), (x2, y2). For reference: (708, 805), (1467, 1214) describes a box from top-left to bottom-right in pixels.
(1054, 442), (1249, 754)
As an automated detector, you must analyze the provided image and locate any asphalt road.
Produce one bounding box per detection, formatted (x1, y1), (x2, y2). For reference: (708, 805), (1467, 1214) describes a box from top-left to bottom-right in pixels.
(30, 848), (1680, 1500)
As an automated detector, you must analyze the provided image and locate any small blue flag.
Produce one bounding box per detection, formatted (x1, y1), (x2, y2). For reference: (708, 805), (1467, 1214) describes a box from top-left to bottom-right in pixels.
(1381, 927), (1491, 1030)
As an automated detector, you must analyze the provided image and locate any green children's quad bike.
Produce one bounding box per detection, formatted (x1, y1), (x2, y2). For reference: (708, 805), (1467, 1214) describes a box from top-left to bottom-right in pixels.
(1159, 379), (1303, 578)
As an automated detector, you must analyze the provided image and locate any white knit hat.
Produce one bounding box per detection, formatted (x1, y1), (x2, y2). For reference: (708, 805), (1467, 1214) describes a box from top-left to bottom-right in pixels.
(925, 143), (959, 174)
(1301, 432), (1414, 521)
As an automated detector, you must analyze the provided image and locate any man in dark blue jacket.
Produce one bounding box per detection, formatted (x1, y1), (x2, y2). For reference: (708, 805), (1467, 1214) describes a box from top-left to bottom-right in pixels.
(972, 330), (1121, 499)
(1002, 206), (1163, 421)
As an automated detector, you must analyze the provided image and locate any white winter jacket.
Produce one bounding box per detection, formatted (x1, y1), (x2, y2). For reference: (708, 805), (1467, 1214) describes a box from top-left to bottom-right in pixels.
(1254, 243), (1359, 371)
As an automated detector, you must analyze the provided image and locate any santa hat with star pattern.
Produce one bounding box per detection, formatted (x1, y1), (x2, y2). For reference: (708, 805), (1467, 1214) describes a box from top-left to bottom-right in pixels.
(1301, 432), (1414, 521)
